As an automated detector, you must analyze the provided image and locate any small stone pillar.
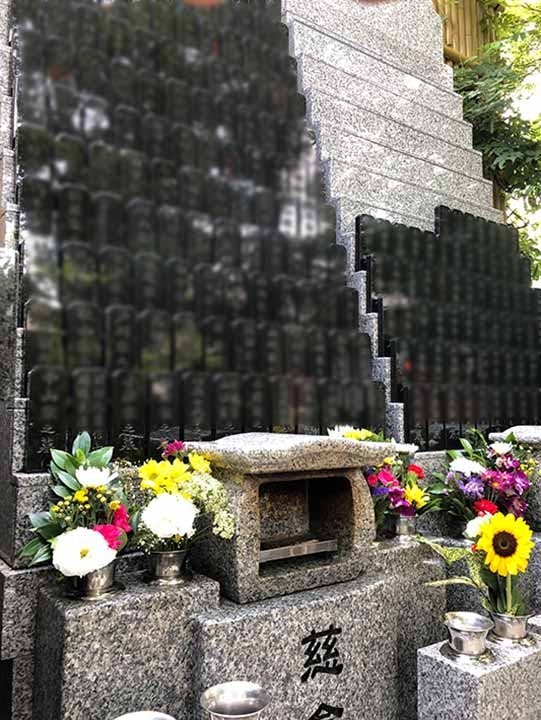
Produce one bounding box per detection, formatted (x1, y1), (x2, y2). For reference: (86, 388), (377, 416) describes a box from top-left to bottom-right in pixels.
(186, 433), (415, 604)
(418, 635), (541, 720)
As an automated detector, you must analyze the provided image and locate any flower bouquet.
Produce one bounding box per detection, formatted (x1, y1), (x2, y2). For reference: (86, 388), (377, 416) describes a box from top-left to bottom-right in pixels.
(20, 432), (132, 598)
(134, 440), (234, 583)
(420, 512), (536, 640)
(426, 429), (535, 530)
(328, 425), (427, 535)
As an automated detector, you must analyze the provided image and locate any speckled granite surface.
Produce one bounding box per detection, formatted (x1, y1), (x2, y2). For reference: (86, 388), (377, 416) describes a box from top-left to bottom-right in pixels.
(185, 433), (416, 474)
(490, 426), (541, 447)
(418, 637), (541, 720)
(190, 466), (376, 603)
(195, 550), (445, 720)
(33, 574), (221, 720)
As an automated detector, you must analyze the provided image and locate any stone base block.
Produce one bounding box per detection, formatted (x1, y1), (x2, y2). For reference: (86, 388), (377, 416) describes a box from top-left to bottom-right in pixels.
(33, 574), (220, 720)
(418, 637), (541, 720)
(194, 554), (445, 720)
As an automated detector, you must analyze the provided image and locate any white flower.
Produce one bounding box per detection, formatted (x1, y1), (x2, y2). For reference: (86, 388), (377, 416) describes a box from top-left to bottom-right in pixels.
(464, 514), (493, 540)
(449, 457), (486, 477)
(327, 425), (357, 438)
(142, 493), (198, 540)
(52, 528), (116, 577)
(489, 442), (513, 456)
(75, 466), (118, 488)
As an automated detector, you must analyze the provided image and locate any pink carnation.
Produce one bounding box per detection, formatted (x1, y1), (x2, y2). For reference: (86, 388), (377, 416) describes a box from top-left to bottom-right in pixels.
(93, 524), (123, 550)
(162, 439), (186, 459)
(113, 505), (132, 533)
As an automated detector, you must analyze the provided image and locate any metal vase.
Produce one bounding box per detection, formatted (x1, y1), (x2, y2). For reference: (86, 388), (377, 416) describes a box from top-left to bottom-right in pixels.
(444, 612), (493, 656)
(396, 515), (416, 541)
(66, 561), (117, 600)
(147, 550), (187, 585)
(200, 681), (271, 720)
(491, 612), (532, 641)
(113, 713), (177, 720)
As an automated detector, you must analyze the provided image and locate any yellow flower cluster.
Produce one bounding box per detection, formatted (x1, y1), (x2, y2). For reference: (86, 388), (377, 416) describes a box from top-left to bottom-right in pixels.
(342, 428), (375, 441)
(138, 453), (211, 496)
(404, 482), (428, 510)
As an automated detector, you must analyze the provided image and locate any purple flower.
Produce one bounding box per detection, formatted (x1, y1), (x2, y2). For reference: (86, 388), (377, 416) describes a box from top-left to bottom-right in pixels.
(456, 475), (485, 499)
(504, 496), (528, 518)
(372, 486), (390, 497)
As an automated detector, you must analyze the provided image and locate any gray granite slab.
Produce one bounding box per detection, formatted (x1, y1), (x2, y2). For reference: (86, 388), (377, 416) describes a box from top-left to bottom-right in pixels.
(418, 637), (541, 720)
(289, 18), (463, 120)
(298, 0), (445, 66)
(195, 552), (445, 720)
(335, 174), (502, 237)
(33, 574), (221, 720)
(184, 433), (416, 474)
(490, 426), (541, 447)
(299, 54), (473, 150)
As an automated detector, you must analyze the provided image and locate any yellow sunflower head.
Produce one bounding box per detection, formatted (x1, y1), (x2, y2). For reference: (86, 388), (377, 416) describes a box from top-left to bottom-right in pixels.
(476, 512), (534, 577)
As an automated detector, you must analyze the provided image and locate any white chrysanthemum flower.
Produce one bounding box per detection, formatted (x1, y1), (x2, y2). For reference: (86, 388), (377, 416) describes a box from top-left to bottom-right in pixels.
(327, 425), (356, 438)
(142, 493), (198, 539)
(449, 457), (486, 477)
(464, 514), (493, 540)
(52, 528), (116, 577)
(75, 466), (118, 488)
(489, 442), (513, 456)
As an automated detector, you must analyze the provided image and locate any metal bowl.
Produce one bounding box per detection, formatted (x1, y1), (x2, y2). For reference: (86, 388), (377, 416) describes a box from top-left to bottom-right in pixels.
(112, 713), (177, 720)
(200, 681), (271, 720)
(444, 611), (493, 657)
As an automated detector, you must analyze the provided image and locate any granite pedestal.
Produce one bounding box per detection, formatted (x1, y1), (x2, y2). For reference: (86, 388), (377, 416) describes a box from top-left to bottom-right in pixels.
(195, 545), (445, 720)
(33, 575), (221, 720)
(418, 635), (541, 720)
(186, 433), (415, 603)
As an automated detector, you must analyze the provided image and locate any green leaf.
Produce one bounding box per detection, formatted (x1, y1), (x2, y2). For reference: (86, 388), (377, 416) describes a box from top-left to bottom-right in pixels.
(50, 449), (71, 470)
(35, 520), (62, 540)
(52, 485), (71, 499)
(72, 432), (91, 457)
(86, 447), (114, 468)
(426, 577), (479, 589)
(29, 511), (53, 529)
(29, 543), (52, 566)
(56, 470), (81, 492)
(20, 537), (45, 558)
(459, 438), (474, 455)
(417, 536), (473, 565)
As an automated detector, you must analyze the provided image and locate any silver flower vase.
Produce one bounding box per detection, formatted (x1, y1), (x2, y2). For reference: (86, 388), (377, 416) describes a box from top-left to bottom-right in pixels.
(490, 612), (533, 641)
(396, 515), (416, 541)
(200, 682), (271, 720)
(444, 612), (493, 657)
(66, 561), (120, 600)
(147, 549), (188, 585)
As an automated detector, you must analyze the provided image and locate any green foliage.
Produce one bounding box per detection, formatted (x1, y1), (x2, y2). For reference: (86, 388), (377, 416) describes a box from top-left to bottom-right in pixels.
(453, 1), (541, 278)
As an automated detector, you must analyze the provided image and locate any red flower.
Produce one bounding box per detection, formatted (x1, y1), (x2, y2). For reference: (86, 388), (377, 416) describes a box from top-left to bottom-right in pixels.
(378, 469), (399, 487)
(93, 524), (123, 550)
(407, 464), (425, 479)
(473, 499), (498, 516)
(367, 473), (379, 487)
(113, 505), (132, 533)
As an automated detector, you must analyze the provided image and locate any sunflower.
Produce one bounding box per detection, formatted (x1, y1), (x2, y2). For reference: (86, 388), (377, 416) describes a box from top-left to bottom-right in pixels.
(476, 513), (534, 576)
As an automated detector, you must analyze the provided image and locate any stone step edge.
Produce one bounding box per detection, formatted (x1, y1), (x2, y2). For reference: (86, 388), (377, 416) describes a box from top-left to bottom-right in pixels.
(316, 117), (489, 192)
(286, 13), (463, 112)
(297, 50), (472, 138)
(328, 160), (499, 223)
(306, 85), (483, 171)
(283, 0), (452, 91)
(335, 197), (435, 236)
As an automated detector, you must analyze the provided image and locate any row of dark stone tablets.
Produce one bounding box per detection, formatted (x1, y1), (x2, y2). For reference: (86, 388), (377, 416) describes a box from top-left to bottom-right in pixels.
(26, 367), (385, 470)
